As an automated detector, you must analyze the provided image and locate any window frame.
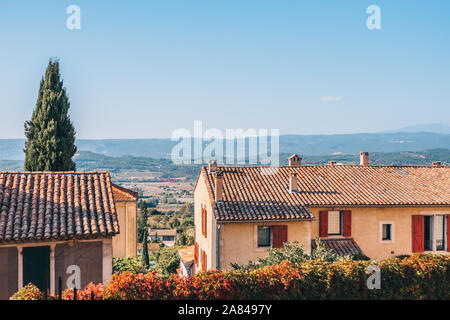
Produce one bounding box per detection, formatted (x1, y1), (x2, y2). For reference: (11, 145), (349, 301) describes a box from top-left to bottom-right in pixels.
(327, 210), (343, 236)
(382, 224), (392, 241)
(257, 226), (272, 248)
(417, 212), (450, 252)
(434, 215), (446, 252)
(379, 221), (395, 243)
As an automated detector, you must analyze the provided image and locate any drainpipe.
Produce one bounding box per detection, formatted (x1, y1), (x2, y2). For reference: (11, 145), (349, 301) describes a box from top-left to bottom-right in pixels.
(216, 224), (221, 270)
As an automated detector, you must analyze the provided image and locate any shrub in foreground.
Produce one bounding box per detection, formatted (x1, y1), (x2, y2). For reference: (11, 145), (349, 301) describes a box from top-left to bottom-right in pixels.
(11, 254), (449, 300)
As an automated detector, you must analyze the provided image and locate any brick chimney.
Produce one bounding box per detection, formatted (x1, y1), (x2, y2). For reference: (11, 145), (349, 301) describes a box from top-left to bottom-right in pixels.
(289, 172), (297, 193)
(288, 154), (302, 166)
(215, 170), (223, 202)
(208, 160), (217, 173)
(360, 152), (369, 166)
(433, 161), (442, 167)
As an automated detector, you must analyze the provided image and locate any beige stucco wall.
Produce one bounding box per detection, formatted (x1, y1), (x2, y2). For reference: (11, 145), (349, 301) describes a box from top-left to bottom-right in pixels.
(194, 171), (217, 272)
(112, 201), (137, 258)
(194, 170), (312, 272)
(310, 207), (450, 259)
(217, 220), (311, 270)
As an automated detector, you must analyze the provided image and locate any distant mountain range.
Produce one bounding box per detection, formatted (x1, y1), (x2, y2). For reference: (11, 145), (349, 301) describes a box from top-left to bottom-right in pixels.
(1, 149), (448, 174)
(381, 123), (450, 134)
(1, 132), (449, 160)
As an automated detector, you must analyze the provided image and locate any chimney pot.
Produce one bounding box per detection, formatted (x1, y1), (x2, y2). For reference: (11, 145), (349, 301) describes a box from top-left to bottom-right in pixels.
(215, 171), (223, 202)
(288, 154), (302, 166)
(208, 160), (217, 173)
(433, 161), (442, 167)
(328, 161), (337, 165)
(360, 152), (369, 166)
(289, 172), (298, 193)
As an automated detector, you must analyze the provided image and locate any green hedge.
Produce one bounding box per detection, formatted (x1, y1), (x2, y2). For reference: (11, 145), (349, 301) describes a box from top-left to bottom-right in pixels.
(11, 254), (449, 300)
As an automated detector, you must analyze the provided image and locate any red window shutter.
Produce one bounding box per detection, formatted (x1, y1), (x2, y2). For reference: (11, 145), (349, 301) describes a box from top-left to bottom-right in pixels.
(201, 208), (206, 237)
(272, 225), (288, 248)
(201, 250), (207, 271)
(447, 215), (450, 252)
(319, 211), (328, 237)
(204, 209), (207, 238)
(201, 250), (204, 270)
(194, 242), (198, 266)
(343, 210), (352, 237)
(203, 209), (208, 238)
(412, 215), (424, 253)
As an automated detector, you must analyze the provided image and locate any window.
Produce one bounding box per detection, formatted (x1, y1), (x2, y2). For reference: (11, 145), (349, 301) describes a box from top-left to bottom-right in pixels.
(435, 215), (445, 251)
(424, 216), (433, 251)
(328, 211), (342, 235)
(382, 224), (392, 241)
(320, 210), (351, 238)
(257, 226), (272, 247)
(380, 221), (395, 243)
(413, 215), (447, 253)
(201, 207), (207, 238)
(162, 236), (174, 241)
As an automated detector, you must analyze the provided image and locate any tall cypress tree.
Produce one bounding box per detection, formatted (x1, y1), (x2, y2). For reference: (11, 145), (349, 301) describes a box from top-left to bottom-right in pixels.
(137, 203), (149, 242)
(142, 228), (150, 268)
(24, 59), (77, 171)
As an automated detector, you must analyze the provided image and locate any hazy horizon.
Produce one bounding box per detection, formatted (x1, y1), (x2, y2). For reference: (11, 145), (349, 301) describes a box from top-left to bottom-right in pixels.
(0, 122), (448, 140)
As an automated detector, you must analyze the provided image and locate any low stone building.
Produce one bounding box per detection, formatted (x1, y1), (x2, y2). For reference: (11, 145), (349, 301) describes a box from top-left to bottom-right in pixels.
(148, 228), (177, 246)
(0, 171), (137, 299)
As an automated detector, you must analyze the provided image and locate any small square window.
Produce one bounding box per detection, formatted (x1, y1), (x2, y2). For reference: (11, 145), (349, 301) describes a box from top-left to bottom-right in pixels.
(382, 224), (392, 241)
(257, 226), (272, 247)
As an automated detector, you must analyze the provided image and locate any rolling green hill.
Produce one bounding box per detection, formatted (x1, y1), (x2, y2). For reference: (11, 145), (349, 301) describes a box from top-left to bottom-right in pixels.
(1, 132), (450, 160)
(1, 149), (448, 181)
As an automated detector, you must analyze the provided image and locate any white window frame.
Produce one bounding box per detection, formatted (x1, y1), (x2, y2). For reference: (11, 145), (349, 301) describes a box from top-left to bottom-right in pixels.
(379, 221), (395, 243)
(434, 215), (447, 252)
(418, 212), (449, 252)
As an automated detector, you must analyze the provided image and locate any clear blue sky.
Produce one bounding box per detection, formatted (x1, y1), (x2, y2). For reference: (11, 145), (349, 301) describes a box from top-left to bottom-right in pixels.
(0, 0), (449, 139)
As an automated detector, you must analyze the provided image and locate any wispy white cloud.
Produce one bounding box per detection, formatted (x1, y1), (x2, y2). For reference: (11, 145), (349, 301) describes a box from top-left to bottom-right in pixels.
(320, 96), (343, 102)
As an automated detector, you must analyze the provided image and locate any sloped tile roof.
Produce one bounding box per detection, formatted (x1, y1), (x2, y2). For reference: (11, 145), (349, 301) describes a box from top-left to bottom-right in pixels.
(148, 242), (161, 251)
(111, 183), (139, 202)
(178, 245), (195, 266)
(0, 172), (126, 244)
(311, 238), (364, 256)
(148, 228), (177, 237)
(201, 164), (450, 221)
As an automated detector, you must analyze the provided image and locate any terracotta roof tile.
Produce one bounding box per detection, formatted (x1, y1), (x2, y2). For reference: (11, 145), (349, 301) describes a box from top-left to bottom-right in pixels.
(148, 228), (177, 237)
(148, 242), (161, 251)
(201, 165), (450, 221)
(178, 245), (195, 265)
(0, 172), (126, 243)
(111, 183), (139, 202)
(311, 238), (364, 256)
